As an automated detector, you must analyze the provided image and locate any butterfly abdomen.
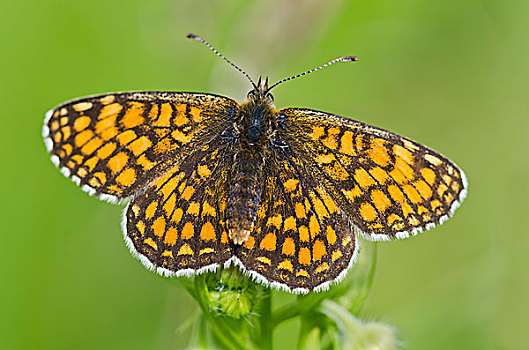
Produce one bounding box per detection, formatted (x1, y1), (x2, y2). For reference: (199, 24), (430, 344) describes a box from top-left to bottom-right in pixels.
(226, 152), (264, 244)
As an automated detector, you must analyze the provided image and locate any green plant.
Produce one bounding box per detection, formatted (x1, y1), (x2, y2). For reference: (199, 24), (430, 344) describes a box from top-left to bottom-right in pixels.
(168, 242), (399, 349)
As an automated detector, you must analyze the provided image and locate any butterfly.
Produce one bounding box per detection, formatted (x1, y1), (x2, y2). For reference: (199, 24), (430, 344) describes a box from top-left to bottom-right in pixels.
(43, 33), (467, 293)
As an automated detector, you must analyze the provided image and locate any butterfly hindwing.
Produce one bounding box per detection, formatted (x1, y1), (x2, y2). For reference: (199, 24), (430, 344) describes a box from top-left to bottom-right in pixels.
(235, 147), (357, 292)
(125, 138), (236, 275)
(278, 108), (468, 240)
(43, 92), (239, 202)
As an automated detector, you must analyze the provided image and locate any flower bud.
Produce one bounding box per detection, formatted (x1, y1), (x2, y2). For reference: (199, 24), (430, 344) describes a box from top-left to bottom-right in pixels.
(204, 266), (263, 319)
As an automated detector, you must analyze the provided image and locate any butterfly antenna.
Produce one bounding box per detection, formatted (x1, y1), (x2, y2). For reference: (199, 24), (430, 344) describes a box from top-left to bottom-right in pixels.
(267, 56), (358, 92)
(186, 33), (257, 90)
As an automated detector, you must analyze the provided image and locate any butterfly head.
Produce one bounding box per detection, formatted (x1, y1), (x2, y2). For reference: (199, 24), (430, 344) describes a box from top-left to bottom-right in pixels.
(240, 77), (277, 145)
(247, 76), (274, 102)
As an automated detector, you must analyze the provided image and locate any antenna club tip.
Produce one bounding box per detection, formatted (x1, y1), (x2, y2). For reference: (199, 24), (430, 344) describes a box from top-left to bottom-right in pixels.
(345, 56), (358, 62)
(186, 33), (198, 39)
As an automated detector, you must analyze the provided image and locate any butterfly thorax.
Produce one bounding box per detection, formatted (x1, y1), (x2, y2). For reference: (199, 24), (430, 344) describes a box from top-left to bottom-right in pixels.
(227, 84), (276, 244)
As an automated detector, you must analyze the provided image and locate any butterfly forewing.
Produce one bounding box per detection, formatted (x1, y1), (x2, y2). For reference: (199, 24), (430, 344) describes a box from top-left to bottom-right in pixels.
(278, 108), (468, 241)
(43, 92), (239, 202)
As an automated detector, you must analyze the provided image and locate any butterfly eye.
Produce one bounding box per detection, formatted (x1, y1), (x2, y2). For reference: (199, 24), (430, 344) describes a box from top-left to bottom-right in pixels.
(247, 90), (257, 99)
(266, 93), (274, 102)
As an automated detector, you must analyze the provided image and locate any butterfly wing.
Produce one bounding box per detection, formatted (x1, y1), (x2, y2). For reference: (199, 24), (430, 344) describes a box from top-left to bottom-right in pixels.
(277, 108), (468, 241)
(43, 92), (239, 202)
(235, 146), (357, 293)
(124, 134), (236, 274)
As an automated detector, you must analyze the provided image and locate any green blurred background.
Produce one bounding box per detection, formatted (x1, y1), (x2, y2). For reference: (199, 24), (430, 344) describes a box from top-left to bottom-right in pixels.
(2, 0), (528, 348)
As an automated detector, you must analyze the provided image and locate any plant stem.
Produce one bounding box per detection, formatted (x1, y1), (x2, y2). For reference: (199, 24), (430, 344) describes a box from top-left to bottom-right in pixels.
(298, 318), (322, 350)
(259, 289), (273, 350)
(272, 292), (328, 327)
(349, 242), (378, 314)
(319, 299), (363, 349)
(297, 313), (311, 350)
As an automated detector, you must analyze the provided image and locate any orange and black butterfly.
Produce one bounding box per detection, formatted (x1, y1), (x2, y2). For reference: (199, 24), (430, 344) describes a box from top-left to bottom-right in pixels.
(43, 34), (467, 293)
